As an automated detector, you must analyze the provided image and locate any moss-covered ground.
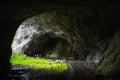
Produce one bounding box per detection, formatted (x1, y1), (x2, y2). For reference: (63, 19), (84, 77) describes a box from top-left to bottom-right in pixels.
(10, 52), (68, 74)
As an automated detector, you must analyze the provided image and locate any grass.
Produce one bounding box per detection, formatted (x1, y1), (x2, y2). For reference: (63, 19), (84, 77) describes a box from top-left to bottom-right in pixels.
(10, 52), (68, 74)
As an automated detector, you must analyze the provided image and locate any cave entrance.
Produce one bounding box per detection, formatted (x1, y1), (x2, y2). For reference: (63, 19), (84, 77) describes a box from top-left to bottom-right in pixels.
(9, 11), (70, 79)
(11, 11), (71, 59)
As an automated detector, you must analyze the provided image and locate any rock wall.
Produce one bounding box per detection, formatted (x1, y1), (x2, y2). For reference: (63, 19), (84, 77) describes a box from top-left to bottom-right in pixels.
(97, 31), (120, 78)
(12, 12), (73, 58)
(12, 7), (120, 60)
(0, 0), (120, 79)
(11, 8), (120, 78)
(12, 10), (103, 60)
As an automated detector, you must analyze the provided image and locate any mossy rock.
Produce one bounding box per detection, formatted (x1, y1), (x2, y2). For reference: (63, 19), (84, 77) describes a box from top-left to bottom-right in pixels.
(96, 31), (120, 77)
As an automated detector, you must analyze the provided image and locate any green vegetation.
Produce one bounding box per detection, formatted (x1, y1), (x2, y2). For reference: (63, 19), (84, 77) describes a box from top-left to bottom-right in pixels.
(10, 51), (68, 74)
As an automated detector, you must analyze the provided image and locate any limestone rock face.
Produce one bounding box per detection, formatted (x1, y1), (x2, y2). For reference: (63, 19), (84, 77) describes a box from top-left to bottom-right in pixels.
(11, 9), (120, 78)
(12, 12), (72, 57)
(12, 8), (120, 62)
(97, 31), (120, 77)
(0, 0), (120, 79)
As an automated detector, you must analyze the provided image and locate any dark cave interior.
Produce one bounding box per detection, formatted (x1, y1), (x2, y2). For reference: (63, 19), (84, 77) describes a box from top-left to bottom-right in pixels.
(0, 0), (120, 80)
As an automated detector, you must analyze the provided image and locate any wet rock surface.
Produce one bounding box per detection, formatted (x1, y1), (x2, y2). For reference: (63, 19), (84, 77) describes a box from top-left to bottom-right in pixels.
(8, 64), (67, 80)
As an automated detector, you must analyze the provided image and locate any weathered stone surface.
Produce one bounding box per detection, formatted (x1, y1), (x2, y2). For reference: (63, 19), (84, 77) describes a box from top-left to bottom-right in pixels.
(12, 7), (120, 62)
(0, 0), (120, 79)
(12, 12), (73, 57)
(97, 31), (120, 77)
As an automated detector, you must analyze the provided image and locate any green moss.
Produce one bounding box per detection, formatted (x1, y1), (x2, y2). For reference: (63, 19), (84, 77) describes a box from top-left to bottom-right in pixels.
(10, 52), (68, 74)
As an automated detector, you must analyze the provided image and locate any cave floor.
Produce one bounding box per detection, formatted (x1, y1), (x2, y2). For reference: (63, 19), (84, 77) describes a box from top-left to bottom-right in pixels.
(7, 63), (67, 80)
(67, 61), (96, 80)
(7, 61), (109, 80)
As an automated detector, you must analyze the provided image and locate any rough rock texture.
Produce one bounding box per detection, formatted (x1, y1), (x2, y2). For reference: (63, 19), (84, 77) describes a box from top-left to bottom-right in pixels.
(12, 12), (72, 58)
(11, 10), (106, 60)
(0, 0), (120, 79)
(10, 8), (120, 79)
(97, 31), (120, 78)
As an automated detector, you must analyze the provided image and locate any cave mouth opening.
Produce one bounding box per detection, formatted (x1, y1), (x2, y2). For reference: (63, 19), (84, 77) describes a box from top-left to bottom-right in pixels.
(10, 11), (70, 76)
(11, 11), (71, 59)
